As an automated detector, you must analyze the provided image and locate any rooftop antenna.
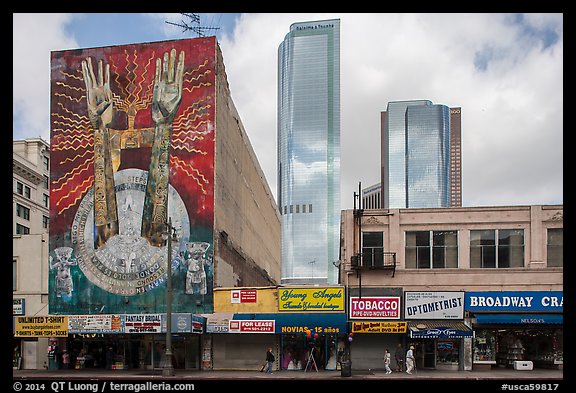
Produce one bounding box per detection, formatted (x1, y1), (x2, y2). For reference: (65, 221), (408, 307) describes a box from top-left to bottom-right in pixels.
(165, 13), (220, 37)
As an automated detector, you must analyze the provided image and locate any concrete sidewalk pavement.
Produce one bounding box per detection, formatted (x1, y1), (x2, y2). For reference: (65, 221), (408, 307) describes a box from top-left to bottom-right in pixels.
(13, 367), (563, 380)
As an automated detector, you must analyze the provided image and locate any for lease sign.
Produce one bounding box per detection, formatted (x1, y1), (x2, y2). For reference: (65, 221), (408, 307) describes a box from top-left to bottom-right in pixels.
(349, 296), (400, 319)
(228, 320), (275, 333)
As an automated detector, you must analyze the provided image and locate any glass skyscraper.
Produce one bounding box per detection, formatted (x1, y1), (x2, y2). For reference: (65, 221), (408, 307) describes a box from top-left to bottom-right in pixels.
(277, 19), (340, 284)
(405, 104), (451, 208)
(381, 100), (460, 209)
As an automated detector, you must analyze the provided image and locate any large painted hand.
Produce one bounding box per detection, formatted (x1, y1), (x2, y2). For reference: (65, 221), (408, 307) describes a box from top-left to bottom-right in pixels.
(81, 57), (114, 129)
(152, 49), (185, 125)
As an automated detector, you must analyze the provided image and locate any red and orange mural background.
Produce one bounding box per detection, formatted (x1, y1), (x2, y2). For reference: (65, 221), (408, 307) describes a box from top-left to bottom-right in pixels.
(49, 37), (216, 314)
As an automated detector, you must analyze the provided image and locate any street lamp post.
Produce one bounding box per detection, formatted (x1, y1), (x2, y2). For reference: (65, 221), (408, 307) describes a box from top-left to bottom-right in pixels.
(162, 217), (177, 376)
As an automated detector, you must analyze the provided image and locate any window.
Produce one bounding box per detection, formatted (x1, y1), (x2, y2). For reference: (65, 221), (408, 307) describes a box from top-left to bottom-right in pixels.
(470, 229), (524, 268)
(43, 156), (49, 171)
(16, 203), (30, 220)
(547, 228), (563, 267)
(13, 260), (17, 291)
(16, 182), (31, 198)
(16, 224), (30, 235)
(405, 231), (458, 269)
(362, 232), (384, 268)
(43, 175), (49, 190)
(43, 215), (50, 229)
(498, 229), (524, 268)
(43, 194), (49, 208)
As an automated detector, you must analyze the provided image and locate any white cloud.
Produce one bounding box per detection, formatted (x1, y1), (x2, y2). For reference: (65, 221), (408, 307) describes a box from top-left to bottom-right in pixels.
(220, 13), (562, 208)
(12, 13), (563, 209)
(13, 13), (78, 142)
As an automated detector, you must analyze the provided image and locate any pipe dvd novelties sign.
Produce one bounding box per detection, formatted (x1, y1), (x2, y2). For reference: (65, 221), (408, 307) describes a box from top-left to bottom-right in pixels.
(349, 296), (400, 319)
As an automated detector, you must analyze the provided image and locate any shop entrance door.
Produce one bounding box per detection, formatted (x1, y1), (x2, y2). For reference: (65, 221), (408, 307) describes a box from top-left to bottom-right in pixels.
(424, 340), (436, 368)
(22, 341), (37, 370)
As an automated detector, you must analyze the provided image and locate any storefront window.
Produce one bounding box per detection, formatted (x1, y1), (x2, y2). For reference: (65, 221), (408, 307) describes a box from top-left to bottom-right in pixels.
(473, 329), (496, 362)
(280, 334), (340, 370)
(436, 339), (459, 365)
(495, 328), (562, 368)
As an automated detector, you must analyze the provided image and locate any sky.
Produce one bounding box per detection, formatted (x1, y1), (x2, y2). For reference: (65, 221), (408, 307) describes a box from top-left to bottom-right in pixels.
(13, 13), (563, 210)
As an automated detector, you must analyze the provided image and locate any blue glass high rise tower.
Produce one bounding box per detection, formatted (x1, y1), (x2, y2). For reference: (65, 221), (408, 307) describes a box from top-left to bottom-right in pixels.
(381, 100), (459, 209)
(405, 104), (451, 208)
(277, 19), (340, 284)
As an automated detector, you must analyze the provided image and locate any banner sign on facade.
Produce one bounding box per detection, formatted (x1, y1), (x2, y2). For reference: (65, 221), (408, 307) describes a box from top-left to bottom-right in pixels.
(122, 314), (163, 333)
(215, 313), (347, 334)
(160, 313), (191, 333)
(205, 313), (233, 333)
(231, 289), (257, 303)
(13, 298), (25, 315)
(349, 296), (400, 319)
(409, 326), (473, 339)
(14, 316), (68, 337)
(351, 321), (407, 333)
(278, 287), (345, 312)
(474, 313), (563, 325)
(404, 291), (464, 319)
(465, 291), (563, 312)
(228, 319), (275, 333)
(68, 314), (122, 333)
(192, 315), (206, 333)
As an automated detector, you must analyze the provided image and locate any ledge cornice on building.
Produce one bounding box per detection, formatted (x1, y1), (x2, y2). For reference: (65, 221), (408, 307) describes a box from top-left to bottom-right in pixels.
(13, 155), (44, 185)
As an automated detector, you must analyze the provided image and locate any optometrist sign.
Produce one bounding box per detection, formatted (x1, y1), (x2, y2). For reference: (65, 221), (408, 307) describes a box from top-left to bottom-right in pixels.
(405, 292), (464, 319)
(349, 296), (400, 319)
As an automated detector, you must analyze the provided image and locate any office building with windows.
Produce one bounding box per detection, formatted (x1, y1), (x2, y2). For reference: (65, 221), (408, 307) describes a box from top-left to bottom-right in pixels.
(339, 204), (563, 372)
(381, 100), (461, 208)
(13, 138), (51, 370)
(277, 19), (341, 284)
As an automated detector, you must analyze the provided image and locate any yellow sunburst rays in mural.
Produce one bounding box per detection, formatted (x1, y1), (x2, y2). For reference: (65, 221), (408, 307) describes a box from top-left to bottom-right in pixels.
(182, 59), (212, 93)
(50, 70), (95, 215)
(170, 60), (213, 191)
(170, 156), (209, 195)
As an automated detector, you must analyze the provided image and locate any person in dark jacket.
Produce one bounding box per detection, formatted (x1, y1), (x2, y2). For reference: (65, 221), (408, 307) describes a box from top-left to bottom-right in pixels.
(394, 343), (403, 372)
(265, 347), (275, 374)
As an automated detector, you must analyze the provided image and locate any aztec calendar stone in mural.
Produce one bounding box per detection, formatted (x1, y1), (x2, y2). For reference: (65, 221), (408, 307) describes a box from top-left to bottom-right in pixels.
(71, 168), (190, 296)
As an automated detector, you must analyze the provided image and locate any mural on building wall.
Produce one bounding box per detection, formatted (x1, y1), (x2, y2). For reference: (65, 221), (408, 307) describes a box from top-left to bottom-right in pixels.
(49, 38), (216, 314)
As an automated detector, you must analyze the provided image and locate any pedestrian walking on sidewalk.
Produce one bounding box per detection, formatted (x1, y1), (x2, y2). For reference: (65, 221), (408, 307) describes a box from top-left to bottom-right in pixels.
(265, 347), (275, 374)
(394, 343), (403, 372)
(384, 349), (392, 374)
(406, 345), (415, 375)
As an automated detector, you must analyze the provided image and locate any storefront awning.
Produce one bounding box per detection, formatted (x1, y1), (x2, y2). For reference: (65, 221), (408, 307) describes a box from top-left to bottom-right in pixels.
(474, 314), (563, 325)
(408, 320), (473, 338)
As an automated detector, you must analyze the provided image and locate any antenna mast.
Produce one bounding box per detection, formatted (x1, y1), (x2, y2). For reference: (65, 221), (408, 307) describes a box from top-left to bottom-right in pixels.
(165, 13), (220, 37)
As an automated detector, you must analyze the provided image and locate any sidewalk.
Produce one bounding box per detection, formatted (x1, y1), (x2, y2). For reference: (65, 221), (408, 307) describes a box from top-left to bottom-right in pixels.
(13, 367), (563, 381)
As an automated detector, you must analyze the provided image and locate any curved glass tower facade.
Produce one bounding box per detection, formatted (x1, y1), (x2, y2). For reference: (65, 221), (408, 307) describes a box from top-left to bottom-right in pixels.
(277, 19), (340, 284)
(405, 104), (451, 208)
(382, 100), (457, 209)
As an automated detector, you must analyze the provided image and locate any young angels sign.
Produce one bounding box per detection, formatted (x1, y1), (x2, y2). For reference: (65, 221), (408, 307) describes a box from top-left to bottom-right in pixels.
(349, 296), (400, 319)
